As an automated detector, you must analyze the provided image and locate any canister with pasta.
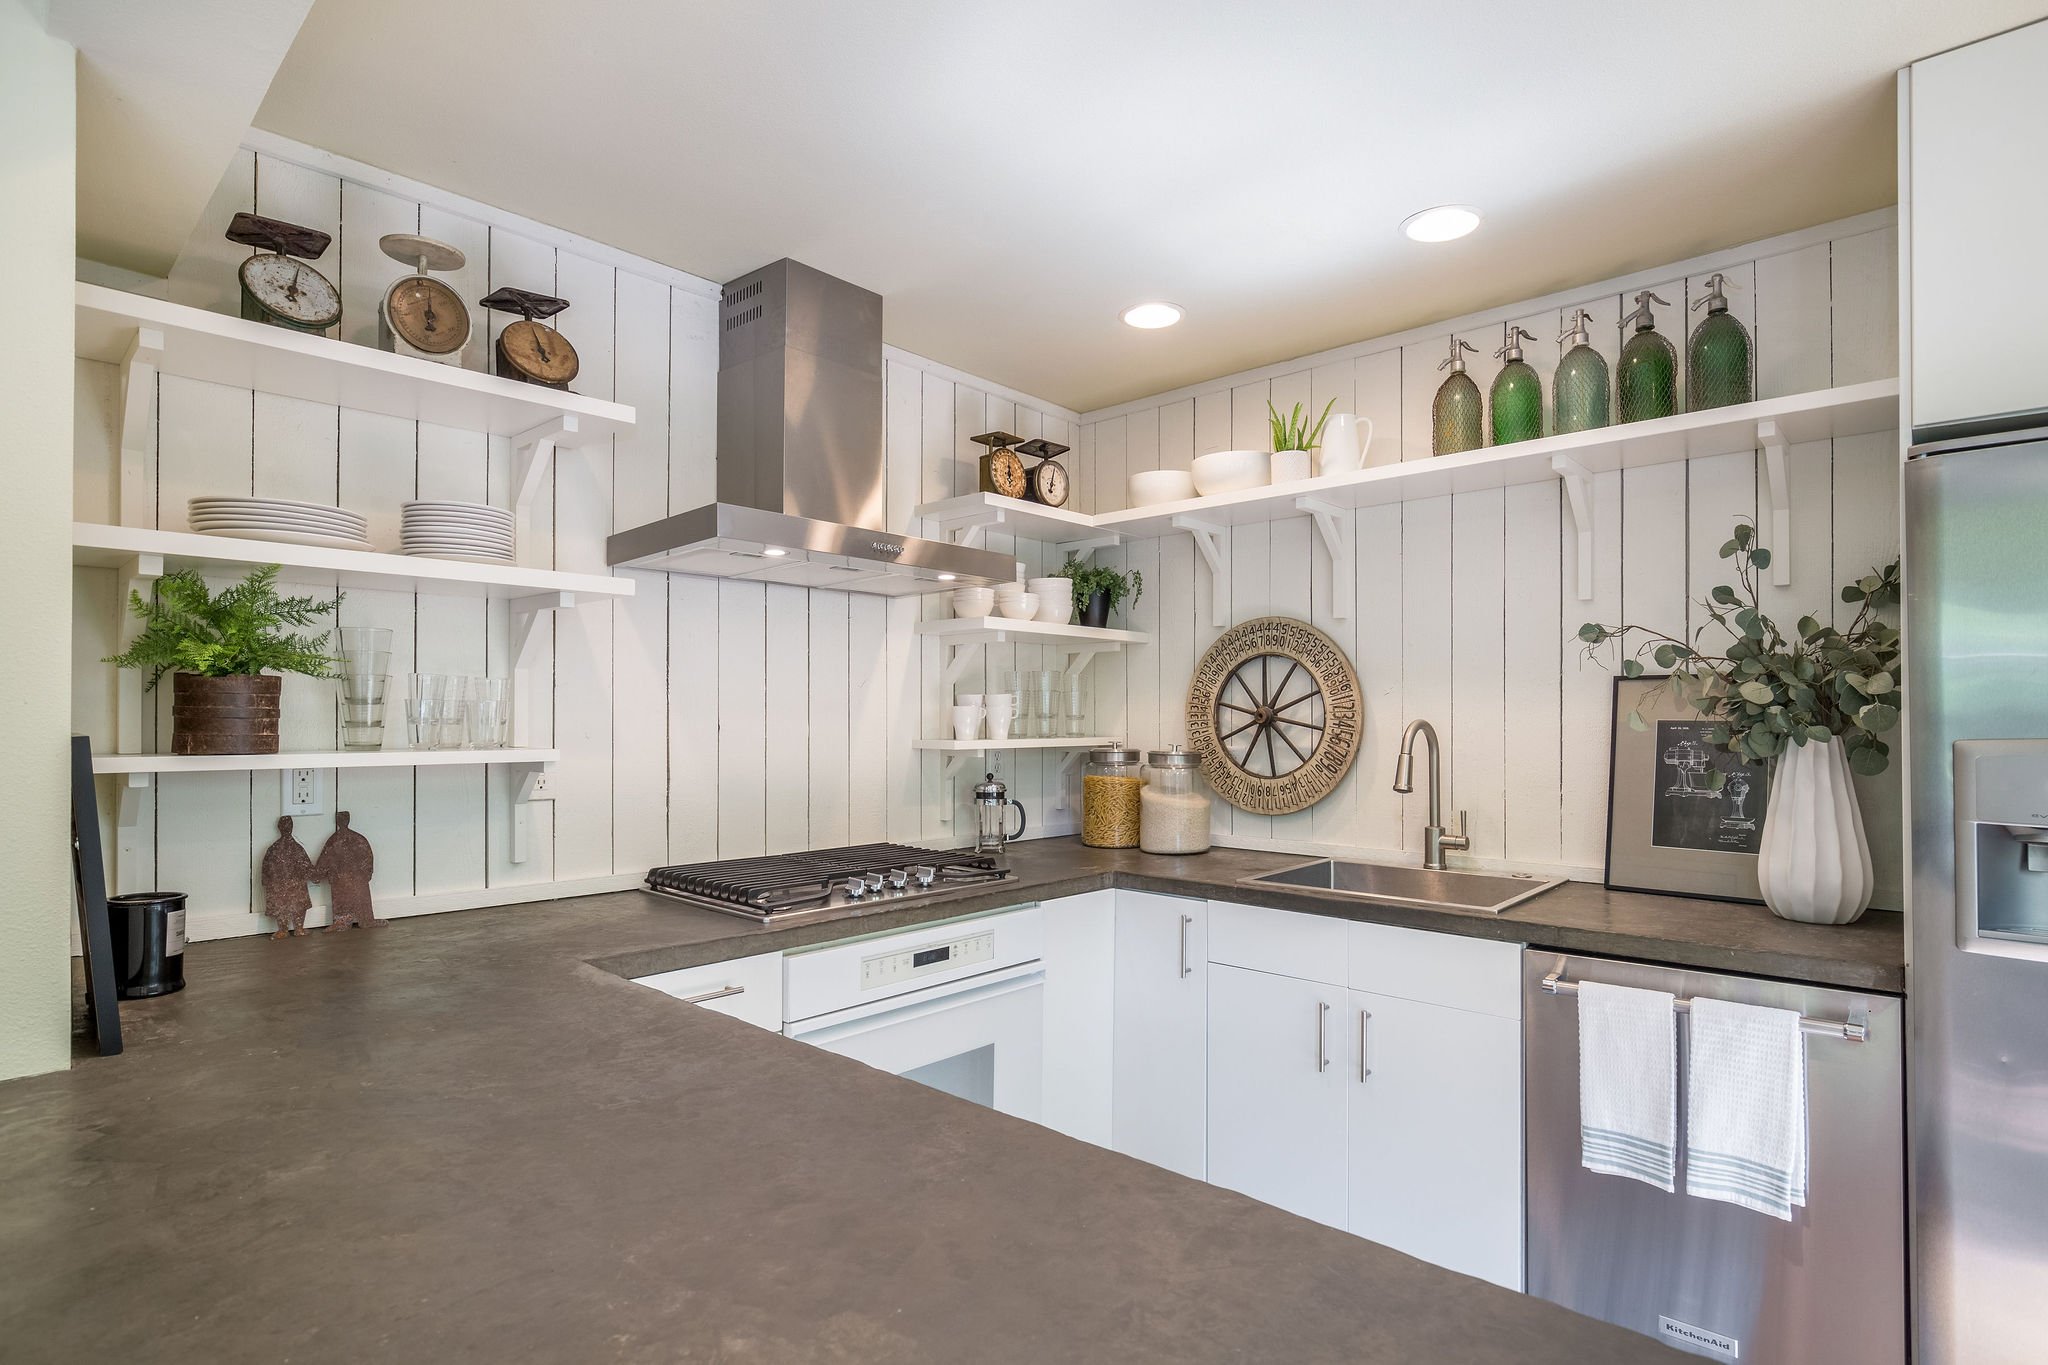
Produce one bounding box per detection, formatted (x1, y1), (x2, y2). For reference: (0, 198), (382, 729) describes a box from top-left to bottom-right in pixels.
(1081, 746), (1143, 848)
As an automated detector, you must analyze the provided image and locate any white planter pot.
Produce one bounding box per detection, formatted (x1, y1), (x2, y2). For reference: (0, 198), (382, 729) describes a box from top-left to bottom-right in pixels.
(1757, 737), (1875, 924)
(1270, 449), (1312, 484)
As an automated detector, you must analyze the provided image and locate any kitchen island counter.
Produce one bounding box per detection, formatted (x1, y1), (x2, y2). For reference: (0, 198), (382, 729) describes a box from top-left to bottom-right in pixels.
(0, 842), (1721, 1364)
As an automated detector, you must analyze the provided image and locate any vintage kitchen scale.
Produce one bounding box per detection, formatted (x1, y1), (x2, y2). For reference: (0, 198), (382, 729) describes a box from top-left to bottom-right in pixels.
(226, 212), (341, 334)
(1016, 437), (1072, 507)
(479, 286), (580, 389)
(377, 233), (472, 365)
(971, 430), (1029, 499)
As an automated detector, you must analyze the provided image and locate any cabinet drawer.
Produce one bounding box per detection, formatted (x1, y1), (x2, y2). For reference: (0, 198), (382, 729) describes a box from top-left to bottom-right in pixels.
(634, 952), (784, 1030)
(1208, 900), (1348, 986)
(1347, 921), (1520, 1019)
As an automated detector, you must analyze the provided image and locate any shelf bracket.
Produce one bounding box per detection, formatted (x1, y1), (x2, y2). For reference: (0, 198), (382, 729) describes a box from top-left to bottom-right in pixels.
(940, 752), (980, 784)
(510, 761), (557, 866)
(1295, 497), (1353, 621)
(1052, 533), (1120, 562)
(1553, 455), (1595, 602)
(117, 327), (164, 527)
(512, 414), (579, 554)
(1173, 515), (1230, 626)
(1052, 748), (1092, 813)
(941, 643), (980, 689)
(1061, 646), (1109, 681)
(934, 510), (998, 550)
(508, 592), (574, 748)
(1758, 419), (1792, 587)
(114, 553), (165, 757)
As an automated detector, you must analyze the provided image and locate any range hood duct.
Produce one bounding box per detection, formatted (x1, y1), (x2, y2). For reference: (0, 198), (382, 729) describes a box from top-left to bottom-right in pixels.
(607, 260), (1014, 594)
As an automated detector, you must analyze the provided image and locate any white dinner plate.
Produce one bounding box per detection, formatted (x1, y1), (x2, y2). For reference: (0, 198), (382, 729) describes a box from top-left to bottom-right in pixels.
(194, 526), (377, 551)
(191, 512), (368, 533)
(401, 547), (516, 564)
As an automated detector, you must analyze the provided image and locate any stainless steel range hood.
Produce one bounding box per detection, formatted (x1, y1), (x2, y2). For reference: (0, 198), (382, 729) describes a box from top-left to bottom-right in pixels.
(607, 260), (1014, 594)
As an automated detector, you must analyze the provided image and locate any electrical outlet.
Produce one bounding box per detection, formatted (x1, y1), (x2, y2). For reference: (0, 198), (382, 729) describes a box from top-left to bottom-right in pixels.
(283, 767), (323, 816)
(527, 772), (553, 798)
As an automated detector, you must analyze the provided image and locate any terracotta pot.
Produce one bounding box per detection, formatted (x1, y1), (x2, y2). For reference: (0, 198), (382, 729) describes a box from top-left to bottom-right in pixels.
(171, 673), (282, 755)
(1757, 736), (1874, 924)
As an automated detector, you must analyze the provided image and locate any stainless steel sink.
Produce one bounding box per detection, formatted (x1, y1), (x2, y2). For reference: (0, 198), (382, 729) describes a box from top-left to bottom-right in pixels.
(1241, 858), (1563, 914)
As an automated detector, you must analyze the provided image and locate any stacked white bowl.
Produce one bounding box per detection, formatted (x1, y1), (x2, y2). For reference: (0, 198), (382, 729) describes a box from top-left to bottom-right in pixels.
(992, 580), (1037, 621)
(1028, 576), (1074, 624)
(950, 585), (995, 618)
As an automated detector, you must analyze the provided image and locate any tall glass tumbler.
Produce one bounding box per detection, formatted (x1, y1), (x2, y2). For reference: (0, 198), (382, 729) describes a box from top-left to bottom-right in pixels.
(335, 627), (394, 750)
(467, 677), (511, 749)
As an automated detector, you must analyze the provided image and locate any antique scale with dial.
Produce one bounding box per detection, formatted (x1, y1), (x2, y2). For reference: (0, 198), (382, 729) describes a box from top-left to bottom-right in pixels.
(227, 212), (341, 334)
(479, 286), (580, 389)
(1186, 617), (1362, 815)
(1015, 438), (1072, 507)
(970, 430), (1029, 500)
(377, 233), (472, 366)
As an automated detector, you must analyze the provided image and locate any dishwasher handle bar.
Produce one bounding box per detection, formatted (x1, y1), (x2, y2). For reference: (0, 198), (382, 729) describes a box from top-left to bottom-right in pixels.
(1539, 967), (1868, 1042)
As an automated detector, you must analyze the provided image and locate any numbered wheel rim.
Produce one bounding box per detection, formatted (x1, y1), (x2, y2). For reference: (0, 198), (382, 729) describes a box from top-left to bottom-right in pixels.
(1187, 617), (1361, 815)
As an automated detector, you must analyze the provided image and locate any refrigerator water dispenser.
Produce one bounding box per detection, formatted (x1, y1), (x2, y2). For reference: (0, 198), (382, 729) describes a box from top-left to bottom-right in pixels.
(1955, 739), (2048, 955)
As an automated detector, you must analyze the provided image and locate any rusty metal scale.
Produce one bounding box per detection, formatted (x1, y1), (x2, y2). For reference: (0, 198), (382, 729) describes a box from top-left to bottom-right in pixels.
(479, 286), (579, 389)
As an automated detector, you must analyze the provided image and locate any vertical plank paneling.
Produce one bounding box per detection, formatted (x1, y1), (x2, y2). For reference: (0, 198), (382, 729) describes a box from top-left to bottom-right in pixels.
(1449, 491), (1506, 858)
(1756, 245), (1832, 398)
(1398, 497), (1452, 857)
(763, 583), (810, 854)
(1348, 503), (1404, 852)
(1559, 470), (1623, 872)
(610, 271), (671, 873)
(1502, 481), (1562, 866)
(1832, 227), (1900, 386)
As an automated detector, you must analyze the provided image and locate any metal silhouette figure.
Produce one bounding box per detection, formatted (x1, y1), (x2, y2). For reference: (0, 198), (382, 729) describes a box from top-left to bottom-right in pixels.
(313, 812), (384, 931)
(260, 815), (315, 938)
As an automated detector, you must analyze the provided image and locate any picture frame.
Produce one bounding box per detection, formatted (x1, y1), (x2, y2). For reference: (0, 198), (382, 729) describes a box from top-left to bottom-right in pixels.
(1604, 674), (1771, 904)
(70, 734), (123, 1055)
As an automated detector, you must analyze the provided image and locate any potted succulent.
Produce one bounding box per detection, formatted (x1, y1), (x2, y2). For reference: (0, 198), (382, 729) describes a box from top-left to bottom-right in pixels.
(1058, 557), (1144, 630)
(1577, 521), (1901, 924)
(1267, 398), (1338, 483)
(106, 565), (340, 755)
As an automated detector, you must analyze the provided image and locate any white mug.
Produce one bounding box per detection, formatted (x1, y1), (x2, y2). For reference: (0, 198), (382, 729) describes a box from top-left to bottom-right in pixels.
(986, 693), (1018, 739)
(951, 704), (984, 741)
(1317, 413), (1375, 476)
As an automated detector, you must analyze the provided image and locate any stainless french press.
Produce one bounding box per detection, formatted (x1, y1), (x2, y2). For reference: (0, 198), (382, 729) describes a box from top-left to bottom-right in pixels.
(971, 772), (1028, 855)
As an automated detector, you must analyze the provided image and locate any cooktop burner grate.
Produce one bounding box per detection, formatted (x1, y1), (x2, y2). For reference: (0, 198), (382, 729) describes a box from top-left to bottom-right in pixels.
(645, 843), (1010, 921)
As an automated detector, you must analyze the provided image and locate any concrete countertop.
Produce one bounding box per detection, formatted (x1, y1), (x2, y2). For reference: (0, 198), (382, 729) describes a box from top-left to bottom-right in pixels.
(0, 838), (1897, 1362)
(0, 840), (1710, 1364)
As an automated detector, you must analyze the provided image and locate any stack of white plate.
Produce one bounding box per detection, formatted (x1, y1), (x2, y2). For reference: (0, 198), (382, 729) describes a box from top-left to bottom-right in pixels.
(188, 496), (372, 551)
(401, 501), (515, 563)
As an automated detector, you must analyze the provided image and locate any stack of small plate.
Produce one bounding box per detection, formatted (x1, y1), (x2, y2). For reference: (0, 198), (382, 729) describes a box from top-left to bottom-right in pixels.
(188, 496), (372, 551)
(400, 501), (515, 563)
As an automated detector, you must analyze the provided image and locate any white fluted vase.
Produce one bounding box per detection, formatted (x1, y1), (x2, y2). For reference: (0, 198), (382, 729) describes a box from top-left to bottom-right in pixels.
(1757, 736), (1874, 924)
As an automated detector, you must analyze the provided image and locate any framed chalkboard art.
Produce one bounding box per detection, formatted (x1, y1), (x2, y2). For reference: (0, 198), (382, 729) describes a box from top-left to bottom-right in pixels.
(1604, 674), (1770, 904)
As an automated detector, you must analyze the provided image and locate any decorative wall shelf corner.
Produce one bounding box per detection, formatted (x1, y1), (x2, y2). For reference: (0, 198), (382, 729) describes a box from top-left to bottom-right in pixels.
(915, 615), (1149, 687)
(915, 493), (1118, 558)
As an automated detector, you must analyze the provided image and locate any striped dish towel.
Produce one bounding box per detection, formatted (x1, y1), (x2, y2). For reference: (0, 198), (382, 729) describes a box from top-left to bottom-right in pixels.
(1686, 996), (1809, 1220)
(1577, 980), (1678, 1192)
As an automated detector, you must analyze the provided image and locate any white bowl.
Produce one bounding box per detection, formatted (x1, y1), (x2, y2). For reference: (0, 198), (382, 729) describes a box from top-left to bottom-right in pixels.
(950, 586), (996, 618)
(1192, 449), (1271, 497)
(1034, 594), (1073, 624)
(993, 580), (1028, 597)
(1128, 468), (1197, 506)
(997, 593), (1040, 620)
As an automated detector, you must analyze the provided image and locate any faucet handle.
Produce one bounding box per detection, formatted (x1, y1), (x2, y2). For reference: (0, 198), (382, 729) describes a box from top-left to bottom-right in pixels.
(1445, 809), (1471, 851)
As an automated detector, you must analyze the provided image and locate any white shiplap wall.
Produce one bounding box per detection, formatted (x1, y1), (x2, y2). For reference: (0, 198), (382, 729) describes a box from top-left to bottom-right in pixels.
(71, 136), (1078, 940)
(1067, 212), (1906, 907)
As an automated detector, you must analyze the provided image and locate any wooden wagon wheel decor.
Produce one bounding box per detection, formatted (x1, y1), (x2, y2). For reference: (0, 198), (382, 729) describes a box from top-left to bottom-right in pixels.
(1187, 617), (1362, 815)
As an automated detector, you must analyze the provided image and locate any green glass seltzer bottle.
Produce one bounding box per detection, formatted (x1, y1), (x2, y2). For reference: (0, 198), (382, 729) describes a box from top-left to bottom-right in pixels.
(1553, 307), (1611, 434)
(1432, 337), (1483, 456)
(1687, 272), (1754, 410)
(1616, 290), (1677, 424)
(1489, 323), (1543, 445)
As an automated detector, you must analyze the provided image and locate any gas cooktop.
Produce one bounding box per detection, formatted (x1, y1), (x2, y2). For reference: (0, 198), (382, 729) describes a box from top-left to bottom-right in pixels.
(644, 843), (1012, 923)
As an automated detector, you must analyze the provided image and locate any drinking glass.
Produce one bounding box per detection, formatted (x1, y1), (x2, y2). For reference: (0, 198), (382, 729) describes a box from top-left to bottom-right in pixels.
(1062, 669), (1091, 738)
(1027, 669), (1058, 739)
(335, 627), (394, 750)
(431, 675), (470, 750)
(467, 677), (511, 749)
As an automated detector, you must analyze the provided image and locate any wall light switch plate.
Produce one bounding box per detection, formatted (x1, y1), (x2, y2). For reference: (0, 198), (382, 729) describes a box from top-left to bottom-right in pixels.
(284, 767), (324, 816)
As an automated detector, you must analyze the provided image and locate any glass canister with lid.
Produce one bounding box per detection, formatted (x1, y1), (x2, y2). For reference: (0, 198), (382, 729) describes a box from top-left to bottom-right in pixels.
(1140, 744), (1212, 854)
(1081, 746), (1143, 848)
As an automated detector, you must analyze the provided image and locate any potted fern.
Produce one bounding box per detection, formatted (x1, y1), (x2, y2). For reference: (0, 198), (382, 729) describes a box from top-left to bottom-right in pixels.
(105, 566), (340, 755)
(1578, 521), (1901, 924)
(1058, 557), (1144, 630)
(1267, 398), (1338, 483)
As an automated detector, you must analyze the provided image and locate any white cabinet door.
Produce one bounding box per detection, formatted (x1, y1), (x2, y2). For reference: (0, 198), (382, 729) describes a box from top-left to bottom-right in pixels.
(1910, 19), (2048, 428)
(1042, 890), (1117, 1147)
(1112, 892), (1207, 1177)
(633, 952), (784, 1031)
(1347, 990), (1524, 1289)
(1207, 963), (1348, 1227)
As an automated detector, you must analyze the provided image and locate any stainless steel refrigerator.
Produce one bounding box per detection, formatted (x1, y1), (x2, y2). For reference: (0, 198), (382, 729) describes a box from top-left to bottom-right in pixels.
(1905, 426), (2048, 1365)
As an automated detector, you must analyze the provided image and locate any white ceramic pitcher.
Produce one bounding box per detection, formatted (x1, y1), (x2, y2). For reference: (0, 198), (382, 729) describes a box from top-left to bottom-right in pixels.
(1317, 413), (1375, 476)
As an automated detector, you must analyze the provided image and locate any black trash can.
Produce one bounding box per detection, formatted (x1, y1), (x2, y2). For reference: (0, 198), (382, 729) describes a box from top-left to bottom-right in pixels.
(106, 892), (187, 999)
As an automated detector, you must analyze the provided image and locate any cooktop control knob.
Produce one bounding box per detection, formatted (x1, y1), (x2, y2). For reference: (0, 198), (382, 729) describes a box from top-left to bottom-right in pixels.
(885, 868), (910, 891)
(863, 872), (886, 892)
(841, 878), (868, 900)
(910, 865), (937, 887)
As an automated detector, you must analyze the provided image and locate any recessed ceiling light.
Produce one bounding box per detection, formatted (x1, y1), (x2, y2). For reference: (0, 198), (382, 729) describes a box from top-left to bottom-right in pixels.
(1401, 205), (1482, 243)
(762, 547), (788, 557)
(937, 573), (957, 582)
(1121, 301), (1183, 329)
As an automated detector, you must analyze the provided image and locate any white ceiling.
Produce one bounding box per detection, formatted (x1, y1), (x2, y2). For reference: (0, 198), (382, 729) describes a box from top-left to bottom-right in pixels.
(244, 0), (2039, 411)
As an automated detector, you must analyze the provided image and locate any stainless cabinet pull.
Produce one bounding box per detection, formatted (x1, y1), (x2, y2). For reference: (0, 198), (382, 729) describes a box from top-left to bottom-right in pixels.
(1316, 1000), (1330, 1072)
(1178, 914), (1193, 978)
(678, 984), (746, 1006)
(1358, 1008), (1371, 1083)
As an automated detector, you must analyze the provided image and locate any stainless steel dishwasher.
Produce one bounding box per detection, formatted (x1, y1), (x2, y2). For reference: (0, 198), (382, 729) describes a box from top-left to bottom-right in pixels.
(1522, 950), (1904, 1365)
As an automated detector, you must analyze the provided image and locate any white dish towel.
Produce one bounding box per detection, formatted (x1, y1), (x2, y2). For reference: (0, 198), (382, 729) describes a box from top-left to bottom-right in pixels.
(1577, 980), (1678, 1192)
(1685, 996), (1809, 1220)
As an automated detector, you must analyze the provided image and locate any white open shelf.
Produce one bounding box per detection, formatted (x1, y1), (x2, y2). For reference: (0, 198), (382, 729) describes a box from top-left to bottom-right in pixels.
(92, 748), (558, 775)
(76, 282), (635, 442)
(916, 735), (1118, 789)
(915, 492), (1119, 556)
(916, 615), (1147, 687)
(74, 522), (634, 602)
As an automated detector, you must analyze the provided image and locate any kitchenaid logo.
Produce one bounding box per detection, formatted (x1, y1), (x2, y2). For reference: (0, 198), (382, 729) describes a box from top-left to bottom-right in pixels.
(868, 540), (905, 557)
(1658, 1316), (1738, 1360)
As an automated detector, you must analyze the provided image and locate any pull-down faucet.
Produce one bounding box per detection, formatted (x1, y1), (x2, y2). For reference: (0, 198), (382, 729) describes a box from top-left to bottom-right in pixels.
(1392, 719), (1468, 872)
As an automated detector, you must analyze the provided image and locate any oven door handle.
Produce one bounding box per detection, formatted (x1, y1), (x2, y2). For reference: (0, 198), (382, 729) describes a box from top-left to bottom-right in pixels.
(784, 962), (1045, 1046)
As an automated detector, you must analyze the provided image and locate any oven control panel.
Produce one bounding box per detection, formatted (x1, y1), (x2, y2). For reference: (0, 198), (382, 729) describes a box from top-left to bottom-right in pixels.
(861, 930), (995, 991)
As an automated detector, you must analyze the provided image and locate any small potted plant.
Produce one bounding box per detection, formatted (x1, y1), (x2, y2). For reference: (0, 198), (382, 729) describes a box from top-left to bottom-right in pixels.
(1058, 557), (1144, 630)
(106, 565), (340, 755)
(1577, 521), (1901, 924)
(1267, 398), (1338, 483)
